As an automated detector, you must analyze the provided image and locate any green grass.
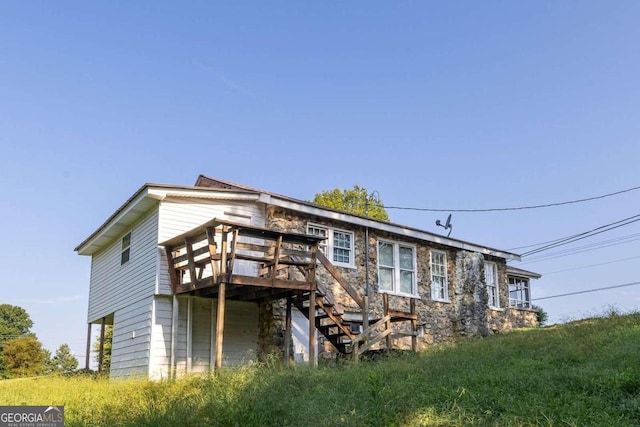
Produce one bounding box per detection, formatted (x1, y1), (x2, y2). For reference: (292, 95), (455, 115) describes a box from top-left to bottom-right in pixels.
(2, 312), (640, 426)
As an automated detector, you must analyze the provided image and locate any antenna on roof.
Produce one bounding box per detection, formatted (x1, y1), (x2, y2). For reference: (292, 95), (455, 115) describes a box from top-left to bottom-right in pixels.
(435, 214), (453, 237)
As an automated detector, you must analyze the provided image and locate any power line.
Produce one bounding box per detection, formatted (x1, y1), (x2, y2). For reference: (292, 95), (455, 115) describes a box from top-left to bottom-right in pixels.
(541, 255), (640, 275)
(532, 281), (640, 301)
(384, 184), (640, 213)
(520, 214), (640, 257)
(510, 229), (640, 252)
(517, 234), (640, 265)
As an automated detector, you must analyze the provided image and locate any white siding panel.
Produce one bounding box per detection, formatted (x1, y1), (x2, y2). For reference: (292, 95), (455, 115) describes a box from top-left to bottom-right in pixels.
(110, 296), (153, 378)
(192, 298), (213, 373)
(219, 300), (259, 367)
(175, 297), (188, 375)
(149, 296), (173, 380)
(88, 208), (159, 322)
(157, 199), (265, 295)
(149, 296), (259, 377)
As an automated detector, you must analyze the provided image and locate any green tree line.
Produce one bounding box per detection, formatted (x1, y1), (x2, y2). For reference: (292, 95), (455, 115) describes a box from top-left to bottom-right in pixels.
(0, 304), (79, 378)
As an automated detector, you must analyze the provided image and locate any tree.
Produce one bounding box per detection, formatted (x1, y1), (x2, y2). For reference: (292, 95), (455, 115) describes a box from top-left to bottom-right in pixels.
(2, 336), (46, 377)
(92, 326), (113, 374)
(0, 304), (33, 337)
(49, 344), (79, 375)
(0, 304), (35, 378)
(312, 185), (390, 221)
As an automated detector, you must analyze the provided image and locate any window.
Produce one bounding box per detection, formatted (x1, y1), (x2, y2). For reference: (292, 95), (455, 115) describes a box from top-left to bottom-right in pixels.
(307, 224), (354, 268)
(485, 262), (499, 308)
(509, 276), (531, 309)
(430, 250), (448, 301)
(377, 240), (416, 296)
(121, 232), (131, 265)
(307, 224), (328, 255)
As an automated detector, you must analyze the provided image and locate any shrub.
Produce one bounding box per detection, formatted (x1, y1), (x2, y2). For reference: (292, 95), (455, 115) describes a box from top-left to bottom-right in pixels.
(531, 304), (548, 326)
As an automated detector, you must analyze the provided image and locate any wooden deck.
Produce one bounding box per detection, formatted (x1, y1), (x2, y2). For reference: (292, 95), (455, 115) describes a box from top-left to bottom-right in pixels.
(160, 218), (418, 370)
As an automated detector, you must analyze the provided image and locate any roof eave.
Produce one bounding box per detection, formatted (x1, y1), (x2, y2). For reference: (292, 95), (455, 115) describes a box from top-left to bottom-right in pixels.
(75, 184), (261, 256)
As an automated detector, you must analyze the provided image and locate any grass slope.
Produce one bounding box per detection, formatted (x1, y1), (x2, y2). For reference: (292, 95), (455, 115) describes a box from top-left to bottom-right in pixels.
(1, 312), (639, 426)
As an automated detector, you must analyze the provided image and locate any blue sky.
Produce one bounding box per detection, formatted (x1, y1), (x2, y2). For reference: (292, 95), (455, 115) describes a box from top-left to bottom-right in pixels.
(1, 2), (639, 366)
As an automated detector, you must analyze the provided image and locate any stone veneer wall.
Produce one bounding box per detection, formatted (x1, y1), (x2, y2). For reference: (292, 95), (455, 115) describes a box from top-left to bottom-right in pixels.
(454, 252), (490, 338)
(260, 205), (537, 359)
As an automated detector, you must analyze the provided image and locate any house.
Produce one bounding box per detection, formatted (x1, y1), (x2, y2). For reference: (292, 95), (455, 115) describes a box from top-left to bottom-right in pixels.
(75, 175), (540, 379)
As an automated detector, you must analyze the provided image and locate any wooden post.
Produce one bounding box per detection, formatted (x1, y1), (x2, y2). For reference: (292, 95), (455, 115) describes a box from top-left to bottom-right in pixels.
(215, 283), (226, 370)
(206, 226), (219, 281)
(227, 228), (240, 275)
(98, 317), (106, 374)
(215, 226), (228, 371)
(185, 237), (197, 289)
(220, 226), (228, 281)
(85, 323), (92, 371)
(271, 236), (283, 278)
(284, 296), (292, 368)
(309, 290), (316, 367)
(410, 298), (417, 352)
(165, 246), (180, 294)
(383, 294), (391, 350)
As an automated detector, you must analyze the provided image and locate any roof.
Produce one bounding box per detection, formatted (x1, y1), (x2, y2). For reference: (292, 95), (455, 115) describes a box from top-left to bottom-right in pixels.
(195, 175), (522, 261)
(506, 265), (542, 279)
(74, 183), (260, 255)
(75, 175), (527, 261)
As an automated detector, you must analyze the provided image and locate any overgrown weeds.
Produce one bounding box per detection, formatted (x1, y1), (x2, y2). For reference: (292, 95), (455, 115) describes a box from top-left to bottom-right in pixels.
(1, 312), (639, 426)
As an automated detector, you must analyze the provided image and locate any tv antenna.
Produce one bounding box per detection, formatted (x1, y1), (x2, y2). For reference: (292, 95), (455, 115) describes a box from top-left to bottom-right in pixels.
(436, 214), (453, 236)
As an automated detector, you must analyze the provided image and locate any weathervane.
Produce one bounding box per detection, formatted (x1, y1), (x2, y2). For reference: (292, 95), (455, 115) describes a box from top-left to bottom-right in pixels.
(436, 214), (453, 236)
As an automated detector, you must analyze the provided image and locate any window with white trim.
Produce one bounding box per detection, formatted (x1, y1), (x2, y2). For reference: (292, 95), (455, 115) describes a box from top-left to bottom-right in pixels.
(430, 250), (448, 301)
(485, 262), (499, 308)
(508, 276), (531, 309)
(377, 240), (417, 296)
(121, 232), (131, 265)
(307, 224), (354, 268)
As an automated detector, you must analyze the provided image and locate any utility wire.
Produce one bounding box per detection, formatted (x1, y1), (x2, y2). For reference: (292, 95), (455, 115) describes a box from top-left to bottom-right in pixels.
(520, 214), (640, 257)
(523, 232), (640, 260)
(384, 184), (640, 213)
(532, 281), (640, 301)
(521, 234), (640, 264)
(541, 255), (640, 276)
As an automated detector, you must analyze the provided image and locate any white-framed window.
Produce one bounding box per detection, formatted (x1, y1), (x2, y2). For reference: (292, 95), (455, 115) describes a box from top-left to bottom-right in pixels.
(377, 240), (417, 296)
(307, 223), (354, 268)
(430, 250), (449, 301)
(485, 262), (499, 308)
(121, 232), (131, 265)
(508, 276), (531, 309)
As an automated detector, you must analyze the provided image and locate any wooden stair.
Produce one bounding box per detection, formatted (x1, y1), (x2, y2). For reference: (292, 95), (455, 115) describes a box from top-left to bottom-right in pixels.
(291, 289), (356, 355)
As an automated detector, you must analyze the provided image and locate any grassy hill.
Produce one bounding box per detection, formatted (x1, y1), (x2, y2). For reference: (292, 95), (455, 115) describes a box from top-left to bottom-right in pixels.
(1, 311), (639, 426)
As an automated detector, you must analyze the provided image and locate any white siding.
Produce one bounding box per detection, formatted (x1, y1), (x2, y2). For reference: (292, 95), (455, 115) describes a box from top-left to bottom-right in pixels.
(219, 300), (259, 367)
(110, 296), (153, 378)
(291, 308), (318, 363)
(150, 296), (259, 377)
(88, 208), (159, 322)
(192, 298), (213, 373)
(157, 198), (265, 295)
(149, 296), (173, 380)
